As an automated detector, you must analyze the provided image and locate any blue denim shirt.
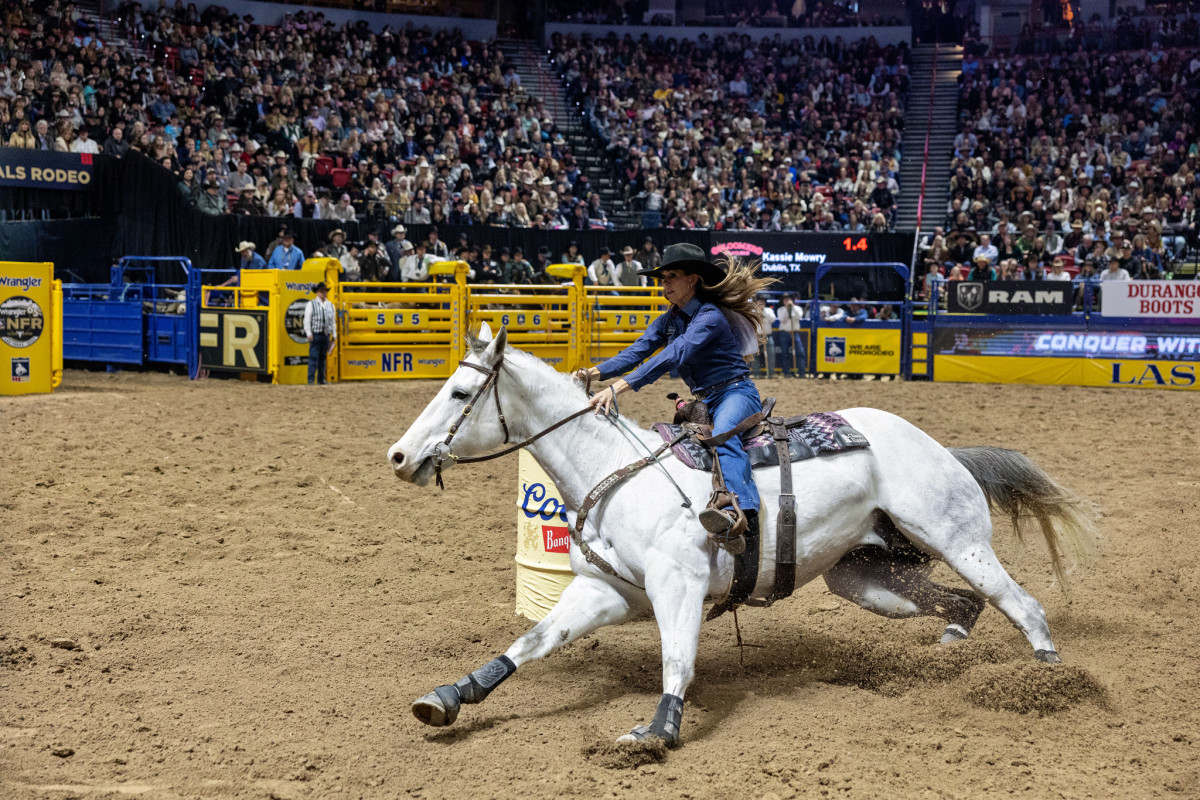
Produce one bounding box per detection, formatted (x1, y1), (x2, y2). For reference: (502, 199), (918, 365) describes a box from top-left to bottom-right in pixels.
(596, 297), (749, 393)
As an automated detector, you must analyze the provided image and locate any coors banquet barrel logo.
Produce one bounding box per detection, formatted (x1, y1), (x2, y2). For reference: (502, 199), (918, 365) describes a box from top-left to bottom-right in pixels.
(0, 296), (45, 348)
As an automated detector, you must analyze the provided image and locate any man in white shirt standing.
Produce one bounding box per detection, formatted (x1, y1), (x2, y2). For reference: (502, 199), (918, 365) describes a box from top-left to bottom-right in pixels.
(775, 293), (806, 377)
(303, 282), (337, 385)
(401, 241), (438, 282)
(754, 296), (777, 379)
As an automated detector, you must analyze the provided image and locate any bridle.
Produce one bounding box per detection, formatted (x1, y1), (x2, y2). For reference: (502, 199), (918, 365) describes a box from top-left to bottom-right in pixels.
(431, 356), (591, 490)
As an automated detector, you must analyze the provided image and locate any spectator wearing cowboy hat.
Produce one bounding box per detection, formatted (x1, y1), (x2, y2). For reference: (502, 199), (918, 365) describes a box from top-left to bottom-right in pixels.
(236, 241), (266, 271)
(197, 179), (227, 216)
(266, 228), (305, 270)
(324, 229), (348, 261)
(357, 240), (391, 283)
(587, 246), (615, 286)
(426, 227), (449, 259)
(967, 255), (997, 282)
(504, 247), (536, 284)
(218, 241), (265, 290)
(303, 282), (336, 386)
(232, 185), (264, 216)
(613, 246), (647, 287)
(385, 224), (412, 281)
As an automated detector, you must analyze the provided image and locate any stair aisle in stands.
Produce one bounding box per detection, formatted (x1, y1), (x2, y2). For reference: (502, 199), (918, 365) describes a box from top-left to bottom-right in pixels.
(894, 43), (963, 232)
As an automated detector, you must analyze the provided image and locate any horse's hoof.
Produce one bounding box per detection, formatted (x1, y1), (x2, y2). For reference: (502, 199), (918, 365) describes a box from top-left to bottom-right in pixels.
(1034, 649), (1062, 664)
(617, 725), (676, 747)
(939, 623), (970, 645)
(412, 685), (461, 727)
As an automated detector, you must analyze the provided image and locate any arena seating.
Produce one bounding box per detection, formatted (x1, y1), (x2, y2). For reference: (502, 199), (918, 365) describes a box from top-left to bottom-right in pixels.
(923, 42), (1200, 283)
(548, 30), (910, 231)
(1, 0), (598, 230)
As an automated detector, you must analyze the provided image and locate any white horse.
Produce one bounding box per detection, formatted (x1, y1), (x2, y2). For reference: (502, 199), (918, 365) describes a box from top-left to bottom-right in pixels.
(388, 325), (1096, 746)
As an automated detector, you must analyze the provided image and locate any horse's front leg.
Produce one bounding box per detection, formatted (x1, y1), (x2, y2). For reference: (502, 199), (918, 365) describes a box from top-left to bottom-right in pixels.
(412, 574), (643, 727)
(617, 548), (708, 747)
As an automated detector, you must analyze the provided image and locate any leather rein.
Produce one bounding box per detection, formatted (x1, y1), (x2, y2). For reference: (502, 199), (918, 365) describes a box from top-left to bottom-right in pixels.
(432, 358), (592, 490)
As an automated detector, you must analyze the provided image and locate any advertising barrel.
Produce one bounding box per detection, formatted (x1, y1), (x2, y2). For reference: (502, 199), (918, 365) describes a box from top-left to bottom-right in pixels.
(515, 449), (574, 621)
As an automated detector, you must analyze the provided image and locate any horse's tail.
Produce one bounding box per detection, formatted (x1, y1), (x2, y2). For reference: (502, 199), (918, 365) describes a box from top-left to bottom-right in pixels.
(950, 446), (1099, 590)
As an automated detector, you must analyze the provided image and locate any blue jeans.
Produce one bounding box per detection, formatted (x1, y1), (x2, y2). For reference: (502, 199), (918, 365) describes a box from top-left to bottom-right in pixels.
(706, 379), (762, 513)
(777, 331), (805, 376)
(308, 333), (330, 384)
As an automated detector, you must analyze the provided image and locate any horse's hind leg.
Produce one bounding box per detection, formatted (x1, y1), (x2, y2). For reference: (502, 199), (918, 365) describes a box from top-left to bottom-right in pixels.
(412, 575), (644, 727)
(823, 544), (986, 644)
(885, 502), (1061, 662)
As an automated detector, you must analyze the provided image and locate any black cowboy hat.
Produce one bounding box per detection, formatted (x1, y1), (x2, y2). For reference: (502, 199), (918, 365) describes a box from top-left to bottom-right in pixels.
(639, 242), (724, 285)
(313, 282), (329, 293)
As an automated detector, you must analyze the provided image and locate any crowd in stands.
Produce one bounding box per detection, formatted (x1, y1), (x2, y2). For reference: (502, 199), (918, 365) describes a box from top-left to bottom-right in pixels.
(243, 221), (677, 287)
(916, 41), (1200, 296)
(548, 0), (905, 29)
(551, 30), (909, 230)
(0, 0), (614, 229)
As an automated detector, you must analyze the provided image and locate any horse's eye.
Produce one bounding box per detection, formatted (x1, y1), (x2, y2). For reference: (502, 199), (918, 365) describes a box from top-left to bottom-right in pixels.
(450, 389), (469, 401)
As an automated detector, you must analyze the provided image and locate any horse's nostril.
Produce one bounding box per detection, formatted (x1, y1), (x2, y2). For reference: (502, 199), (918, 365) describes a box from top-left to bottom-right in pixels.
(391, 451), (405, 467)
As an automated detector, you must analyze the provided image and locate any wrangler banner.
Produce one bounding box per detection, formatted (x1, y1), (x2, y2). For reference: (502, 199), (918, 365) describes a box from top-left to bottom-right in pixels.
(816, 326), (902, 374)
(0, 147), (94, 191)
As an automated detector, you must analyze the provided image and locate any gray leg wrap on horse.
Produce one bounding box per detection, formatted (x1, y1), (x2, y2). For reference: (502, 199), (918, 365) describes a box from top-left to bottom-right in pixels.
(649, 693), (684, 742)
(619, 694), (684, 746)
(412, 655), (516, 727)
(453, 655), (517, 704)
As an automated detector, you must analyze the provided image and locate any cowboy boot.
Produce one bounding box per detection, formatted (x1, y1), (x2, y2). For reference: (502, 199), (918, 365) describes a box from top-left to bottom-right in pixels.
(699, 507), (747, 555)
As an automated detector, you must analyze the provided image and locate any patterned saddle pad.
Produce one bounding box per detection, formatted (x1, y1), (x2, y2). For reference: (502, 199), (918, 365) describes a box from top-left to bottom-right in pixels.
(651, 412), (870, 472)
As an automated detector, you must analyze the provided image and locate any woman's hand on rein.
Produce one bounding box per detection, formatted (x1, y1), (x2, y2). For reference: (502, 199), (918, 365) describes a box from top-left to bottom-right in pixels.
(588, 379), (630, 415)
(573, 367), (600, 385)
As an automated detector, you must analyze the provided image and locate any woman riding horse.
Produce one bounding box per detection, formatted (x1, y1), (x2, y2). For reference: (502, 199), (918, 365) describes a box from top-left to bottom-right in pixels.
(577, 242), (774, 552)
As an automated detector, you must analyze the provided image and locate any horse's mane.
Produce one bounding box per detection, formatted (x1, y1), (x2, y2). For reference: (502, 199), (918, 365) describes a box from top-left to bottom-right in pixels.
(496, 345), (653, 441)
(499, 345), (590, 410)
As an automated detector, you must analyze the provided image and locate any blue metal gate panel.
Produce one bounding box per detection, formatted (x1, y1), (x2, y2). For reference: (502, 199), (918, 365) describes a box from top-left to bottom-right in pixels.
(145, 312), (188, 364)
(61, 287), (145, 364)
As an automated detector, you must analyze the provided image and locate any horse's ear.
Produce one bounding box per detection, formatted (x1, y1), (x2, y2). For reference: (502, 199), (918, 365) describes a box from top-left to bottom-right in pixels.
(482, 325), (508, 366)
(465, 321), (493, 356)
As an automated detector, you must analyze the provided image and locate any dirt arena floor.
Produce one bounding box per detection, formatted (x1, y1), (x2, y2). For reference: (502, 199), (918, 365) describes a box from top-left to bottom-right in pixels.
(2, 367), (1198, 799)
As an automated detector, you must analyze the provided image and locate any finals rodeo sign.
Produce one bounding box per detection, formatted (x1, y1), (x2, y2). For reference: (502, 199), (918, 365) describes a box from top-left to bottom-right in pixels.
(0, 147), (95, 191)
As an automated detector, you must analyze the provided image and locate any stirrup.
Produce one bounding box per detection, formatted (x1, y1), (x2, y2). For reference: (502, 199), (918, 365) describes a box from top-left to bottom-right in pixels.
(700, 508), (745, 555)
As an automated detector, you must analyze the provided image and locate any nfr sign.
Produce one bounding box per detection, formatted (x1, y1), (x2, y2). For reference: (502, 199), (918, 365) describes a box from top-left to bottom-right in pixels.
(199, 309), (269, 372)
(381, 351), (414, 372)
